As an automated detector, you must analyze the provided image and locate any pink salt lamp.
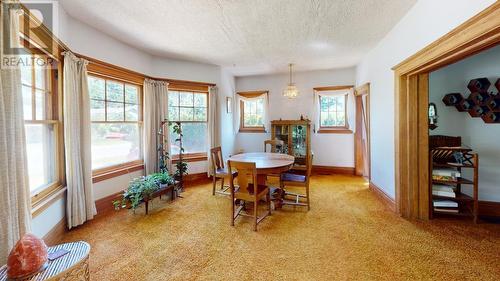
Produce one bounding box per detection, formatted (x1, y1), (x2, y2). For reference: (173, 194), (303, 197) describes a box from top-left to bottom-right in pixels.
(7, 233), (48, 279)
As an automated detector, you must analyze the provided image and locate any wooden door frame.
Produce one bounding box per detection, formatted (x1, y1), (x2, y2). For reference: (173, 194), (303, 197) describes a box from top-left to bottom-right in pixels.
(354, 83), (370, 179)
(393, 2), (500, 220)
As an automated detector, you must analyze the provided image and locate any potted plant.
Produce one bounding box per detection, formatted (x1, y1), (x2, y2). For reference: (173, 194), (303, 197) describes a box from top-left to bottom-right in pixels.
(148, 172), (174, 188)
(122, 176), (159, 211)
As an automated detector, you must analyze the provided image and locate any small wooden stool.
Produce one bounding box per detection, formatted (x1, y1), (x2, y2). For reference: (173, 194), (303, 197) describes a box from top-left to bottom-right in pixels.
(0, 241), (90, 281)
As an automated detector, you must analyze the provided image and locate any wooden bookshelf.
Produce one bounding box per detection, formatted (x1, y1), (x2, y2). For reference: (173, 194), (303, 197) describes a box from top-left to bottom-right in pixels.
(430, 147), (479, 223)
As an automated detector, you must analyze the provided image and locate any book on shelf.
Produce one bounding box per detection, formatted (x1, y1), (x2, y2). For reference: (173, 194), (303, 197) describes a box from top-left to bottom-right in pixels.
(434, 208), (459, 213)
(432, 185), (456, 198)
(433, 200), (458, 208)
(433, 168), (461, 179)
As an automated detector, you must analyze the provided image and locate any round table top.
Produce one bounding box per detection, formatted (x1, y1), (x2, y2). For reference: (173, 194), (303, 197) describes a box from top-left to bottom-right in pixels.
(228, 152), (294, 174)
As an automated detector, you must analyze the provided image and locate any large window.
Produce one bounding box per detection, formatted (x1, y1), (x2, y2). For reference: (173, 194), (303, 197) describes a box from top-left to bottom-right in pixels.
(168, 90), (208, 156)
(238, 91), (266, 132)
(88, 76), (142, 171)
(21, 55), (61, 196)
(319, 94), (347, 128)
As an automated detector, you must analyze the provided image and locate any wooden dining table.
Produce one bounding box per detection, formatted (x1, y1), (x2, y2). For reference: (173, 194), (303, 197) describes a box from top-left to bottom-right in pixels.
(228, 152), (295, 208)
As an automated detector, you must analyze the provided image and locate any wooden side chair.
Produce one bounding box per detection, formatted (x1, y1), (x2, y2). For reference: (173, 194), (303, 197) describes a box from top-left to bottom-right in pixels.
(210, 147), (235, 196)
(228, 160), (271, 231)
(280, 155), (313, 210)
(264, 139), (284, 153)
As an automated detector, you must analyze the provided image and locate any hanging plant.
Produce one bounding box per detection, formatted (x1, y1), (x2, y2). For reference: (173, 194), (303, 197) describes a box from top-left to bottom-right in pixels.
(158, 120), (170, 174)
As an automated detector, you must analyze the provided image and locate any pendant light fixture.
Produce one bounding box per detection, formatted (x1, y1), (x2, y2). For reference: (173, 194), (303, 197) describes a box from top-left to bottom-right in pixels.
(283, 63), (299, 99)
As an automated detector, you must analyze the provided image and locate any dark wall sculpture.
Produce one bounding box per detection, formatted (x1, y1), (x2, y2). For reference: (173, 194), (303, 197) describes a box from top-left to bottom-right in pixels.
(441, 78), (500, 123)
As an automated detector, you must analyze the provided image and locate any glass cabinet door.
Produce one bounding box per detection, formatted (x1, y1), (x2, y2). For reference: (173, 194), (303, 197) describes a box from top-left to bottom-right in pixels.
(274, 125), (289, 154)
(291, 124), (307, 164)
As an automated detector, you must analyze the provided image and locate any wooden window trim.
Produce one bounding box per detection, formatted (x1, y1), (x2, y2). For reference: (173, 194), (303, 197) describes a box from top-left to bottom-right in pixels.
(317, 128), (353, 134)
(88, 73), (144, 176)
(20, 41), (64, 207)
(92, 161), (145, 183)
(238, 91), (267, 133)
(172, 152), (208, 163)
(32, 186), (66, 218)
(317, 93), (350, 131)
(313, 85), (354, 92)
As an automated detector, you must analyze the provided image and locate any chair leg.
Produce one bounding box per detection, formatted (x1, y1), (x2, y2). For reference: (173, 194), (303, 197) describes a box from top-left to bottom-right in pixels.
(231, 194), (235, 226)
(254, 200), (258, 232)
(212, 176), (216, 195)
(306, 184), (310, 211)
(267, 191), (272, 215)
(220, 177), (225, 190)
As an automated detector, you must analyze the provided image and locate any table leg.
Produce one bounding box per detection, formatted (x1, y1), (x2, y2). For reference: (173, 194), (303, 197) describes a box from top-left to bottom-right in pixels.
(258, 174), (284, 209)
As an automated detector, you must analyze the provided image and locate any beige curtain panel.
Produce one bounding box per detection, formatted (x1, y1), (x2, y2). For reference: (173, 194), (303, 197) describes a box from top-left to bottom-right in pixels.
(63, 51), (96, 229)
(0, 3), (32, 264)
(144, 79), (171, 175)
(207, 86), (220, 176)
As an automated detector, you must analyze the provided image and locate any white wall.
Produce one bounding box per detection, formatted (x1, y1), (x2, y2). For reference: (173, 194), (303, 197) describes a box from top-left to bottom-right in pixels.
(235, 67), (356, 167)
(219, 68), (236, 160)
(31, 197), (65, 238)
(31, 8), (236, 238)
(430, 45), (500, 202)
(355, 0), (497, 199)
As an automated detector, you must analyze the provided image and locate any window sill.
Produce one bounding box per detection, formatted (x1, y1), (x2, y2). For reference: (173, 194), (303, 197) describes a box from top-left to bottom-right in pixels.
(239, 128), (266, 133)
(92, 162), (144, 183)
(172, 153), (208, 163)
(32, 185), (66, 218)
(317, 128), (353, 134)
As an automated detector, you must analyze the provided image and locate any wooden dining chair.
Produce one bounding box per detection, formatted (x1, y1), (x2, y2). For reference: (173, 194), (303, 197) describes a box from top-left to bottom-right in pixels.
(280, 155), (313, 210)
(264, 139), (284, 153)
(210, 147), (235, 196)
(228, 160), (272, 231)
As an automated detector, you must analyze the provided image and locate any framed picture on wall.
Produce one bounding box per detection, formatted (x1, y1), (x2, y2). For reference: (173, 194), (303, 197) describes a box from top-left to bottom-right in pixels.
(226, 97), (232, 113)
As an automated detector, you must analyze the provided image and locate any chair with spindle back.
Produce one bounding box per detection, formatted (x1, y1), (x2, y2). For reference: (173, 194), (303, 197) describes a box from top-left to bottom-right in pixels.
(228, 160), (272, 231)
(210, 147), (235, 196)
(264, 139), (285, 185)
(264, 139), (284, 153)
(280, 154), (313, 210)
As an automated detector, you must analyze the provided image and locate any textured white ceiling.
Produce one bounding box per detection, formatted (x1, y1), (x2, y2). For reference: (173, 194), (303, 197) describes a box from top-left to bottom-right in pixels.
(58, 0), (416, 76)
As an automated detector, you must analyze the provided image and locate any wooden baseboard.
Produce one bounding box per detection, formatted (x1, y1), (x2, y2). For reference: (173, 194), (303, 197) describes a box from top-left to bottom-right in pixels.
(184, 172), (212, 186)
(42, 217), (67, 246)
(94, 172), (211, 214)
(95, 191), (123, 215)
(369, 181), (396, 212)
(312, 165), (355, 175)
(479, 200), (500, 218)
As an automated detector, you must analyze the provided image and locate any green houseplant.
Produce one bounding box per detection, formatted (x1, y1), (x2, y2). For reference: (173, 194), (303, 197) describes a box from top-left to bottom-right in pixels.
(118, 172), (174, 211)
(170, 121), (188, 192)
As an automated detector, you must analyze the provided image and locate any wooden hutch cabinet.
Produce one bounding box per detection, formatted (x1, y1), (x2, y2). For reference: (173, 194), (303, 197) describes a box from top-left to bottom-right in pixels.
(270, 119), (311, 167)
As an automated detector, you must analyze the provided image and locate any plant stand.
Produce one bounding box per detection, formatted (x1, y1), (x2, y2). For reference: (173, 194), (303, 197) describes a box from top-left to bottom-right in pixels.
(143, 184), (176, 214)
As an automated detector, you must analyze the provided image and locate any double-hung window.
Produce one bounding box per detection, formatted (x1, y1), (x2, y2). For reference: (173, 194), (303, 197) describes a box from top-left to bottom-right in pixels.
(168, 90), (208, 158)
(88, 76), (143, 171)
(21, 52), (62, 202)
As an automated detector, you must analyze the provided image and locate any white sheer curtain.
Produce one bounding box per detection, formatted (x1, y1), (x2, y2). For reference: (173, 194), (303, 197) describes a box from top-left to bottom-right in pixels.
(63, 51), (96, 229)
(235, 92), (270, 132)
(312, 89), (352, 133)
(143, 79), (171, 175)
(207, 86), (220, 176)
(0, 3), (31, 264)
